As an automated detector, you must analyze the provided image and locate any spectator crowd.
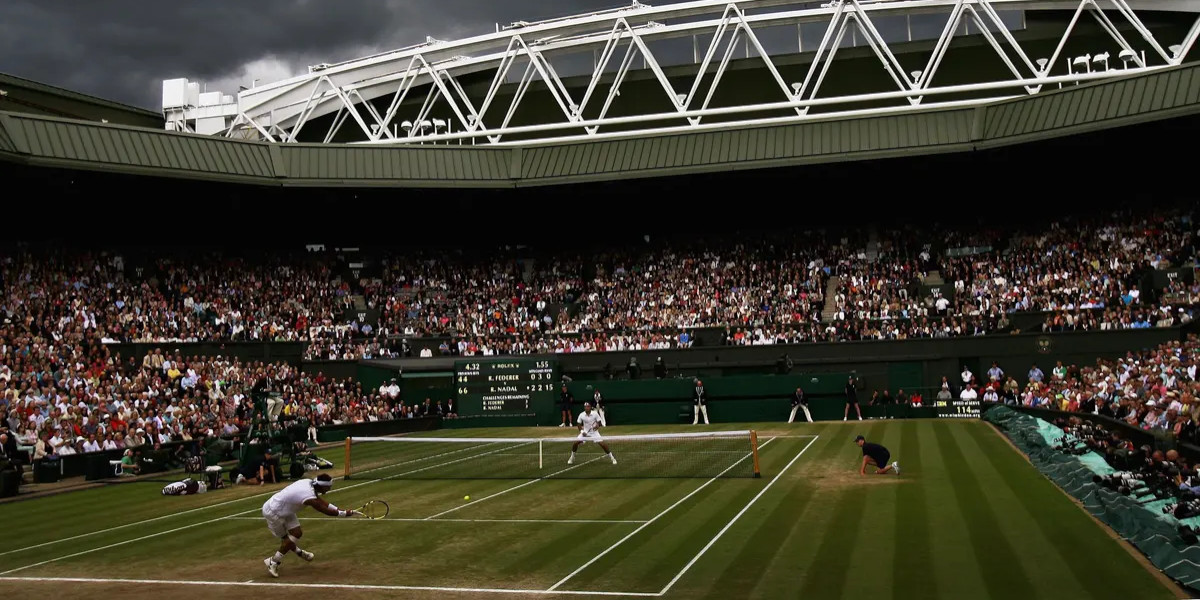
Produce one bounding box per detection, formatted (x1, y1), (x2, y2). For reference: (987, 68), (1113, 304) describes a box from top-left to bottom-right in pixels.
(0, 341), (451, 474)
(0, 209), (1193, 363)
(1, 207), (1198, 480)
(973, 334), (1200, 447)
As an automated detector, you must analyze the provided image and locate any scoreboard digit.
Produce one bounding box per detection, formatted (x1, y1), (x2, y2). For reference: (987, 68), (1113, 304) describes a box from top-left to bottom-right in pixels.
(454, 358), (559, 416)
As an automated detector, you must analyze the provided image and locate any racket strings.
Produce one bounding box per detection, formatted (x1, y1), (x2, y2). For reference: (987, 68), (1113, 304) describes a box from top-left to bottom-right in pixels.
(361, 500), (389, 519)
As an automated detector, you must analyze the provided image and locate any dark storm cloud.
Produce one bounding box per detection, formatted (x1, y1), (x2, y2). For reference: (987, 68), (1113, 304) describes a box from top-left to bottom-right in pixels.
(0, 0), (634, 109)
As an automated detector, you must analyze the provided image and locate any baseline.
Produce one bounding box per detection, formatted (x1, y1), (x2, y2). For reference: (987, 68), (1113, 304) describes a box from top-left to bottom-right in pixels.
(0, 576), (657, 597)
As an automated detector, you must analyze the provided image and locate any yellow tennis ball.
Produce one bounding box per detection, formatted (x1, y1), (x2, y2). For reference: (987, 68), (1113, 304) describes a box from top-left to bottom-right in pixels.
(464, 495), (470, 500)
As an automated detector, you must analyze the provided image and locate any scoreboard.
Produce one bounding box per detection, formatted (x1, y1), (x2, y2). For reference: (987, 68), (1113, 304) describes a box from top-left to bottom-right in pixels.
(933, 396), (981, 418)
(454, 358), (559, 415)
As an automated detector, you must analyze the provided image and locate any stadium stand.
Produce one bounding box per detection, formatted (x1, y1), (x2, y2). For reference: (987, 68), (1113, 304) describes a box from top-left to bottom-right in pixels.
(0, 203), (1196, 480)
(5, 205), (1191, 362)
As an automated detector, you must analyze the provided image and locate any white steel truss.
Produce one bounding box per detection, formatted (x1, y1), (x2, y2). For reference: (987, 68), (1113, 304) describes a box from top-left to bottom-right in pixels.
(161, 0), (1200, 146)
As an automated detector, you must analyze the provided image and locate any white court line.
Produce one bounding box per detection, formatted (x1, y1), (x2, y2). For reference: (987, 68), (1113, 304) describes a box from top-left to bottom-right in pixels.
(349, 441), (507, 479)
(657, 435), (819, 596)
(425, 454), (607, 520)
(0, 576), (658, 597)
(0, 440), (504, 558)
(226, 517), (647, 524)
(0, 441), (530, 576)
(545, 436), (777, 592)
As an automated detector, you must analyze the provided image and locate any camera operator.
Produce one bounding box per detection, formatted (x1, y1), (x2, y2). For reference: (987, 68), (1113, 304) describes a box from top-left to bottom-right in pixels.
(1097, 448), (1185, 504)
(1153, 451), (1200, 521)
(1054, 416), (1118, 456)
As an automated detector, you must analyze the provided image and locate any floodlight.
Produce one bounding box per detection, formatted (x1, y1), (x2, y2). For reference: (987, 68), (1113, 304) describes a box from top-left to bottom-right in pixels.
(1119, 49), (1137, 68)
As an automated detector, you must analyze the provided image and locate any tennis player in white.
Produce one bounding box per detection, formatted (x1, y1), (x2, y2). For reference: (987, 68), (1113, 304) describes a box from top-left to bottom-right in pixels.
(261, 473), (360, 578)
(568, 402), (617, 465)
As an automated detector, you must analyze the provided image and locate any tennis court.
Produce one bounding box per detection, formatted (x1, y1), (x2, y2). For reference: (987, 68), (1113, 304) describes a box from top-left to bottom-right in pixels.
(0, 420), (1183, 599)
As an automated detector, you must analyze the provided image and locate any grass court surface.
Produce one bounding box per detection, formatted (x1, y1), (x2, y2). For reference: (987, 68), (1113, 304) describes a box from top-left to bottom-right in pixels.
(0, 420), (1182, 600)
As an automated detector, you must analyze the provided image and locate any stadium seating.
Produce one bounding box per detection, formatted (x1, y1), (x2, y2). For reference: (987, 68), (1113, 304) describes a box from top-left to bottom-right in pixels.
(0, 207), (1195, 466)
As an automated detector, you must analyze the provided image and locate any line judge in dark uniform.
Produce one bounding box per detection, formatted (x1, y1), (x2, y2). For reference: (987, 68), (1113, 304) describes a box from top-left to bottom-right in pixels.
(692, 379), (709, 425)
(788, 386), (812, 423)
(843, 376), (862, 421)
(558, 384), (574, 428)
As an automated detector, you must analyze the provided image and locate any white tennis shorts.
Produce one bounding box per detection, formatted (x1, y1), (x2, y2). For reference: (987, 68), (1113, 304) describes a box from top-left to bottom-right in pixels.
(577, 430), (603, 443)
(263, 506), (300, 538)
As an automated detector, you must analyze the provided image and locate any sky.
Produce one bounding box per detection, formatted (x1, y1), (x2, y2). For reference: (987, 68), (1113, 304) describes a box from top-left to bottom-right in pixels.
(0, 0), (654, 110)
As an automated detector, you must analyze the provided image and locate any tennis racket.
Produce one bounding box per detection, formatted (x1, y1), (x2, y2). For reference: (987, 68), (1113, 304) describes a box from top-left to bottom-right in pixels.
(353, 499), (389, 519)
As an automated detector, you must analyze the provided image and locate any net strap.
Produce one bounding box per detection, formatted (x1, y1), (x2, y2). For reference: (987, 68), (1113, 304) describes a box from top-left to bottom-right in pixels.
(350, 430), (752, 444)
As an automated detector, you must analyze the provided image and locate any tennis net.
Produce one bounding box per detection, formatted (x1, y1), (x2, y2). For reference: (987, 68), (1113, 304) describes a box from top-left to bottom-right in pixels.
(343, 430), (762, 480)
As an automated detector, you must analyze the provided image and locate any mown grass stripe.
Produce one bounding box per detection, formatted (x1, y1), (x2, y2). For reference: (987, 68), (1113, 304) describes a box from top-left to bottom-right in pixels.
(496, 480), (675, 575)
(566, 438), (798, 590)
(892, 420), (935, 600)
(911, 421), (991, 598)
(489, 520), (637, 587)
(842, 423), (902, 599)
(547, 437), (787, 591)
(637, 486), (769, 588)
(932, 422), (1037, 599)
(694, 467), (821, 599)
(665, 434), (837, 599)
(793, 423), (881, 599)
(593, 479), (689, 522)
(966, 421), (1180, 600)
(844, 422), (908, 597)
(735, 430), (847, 599)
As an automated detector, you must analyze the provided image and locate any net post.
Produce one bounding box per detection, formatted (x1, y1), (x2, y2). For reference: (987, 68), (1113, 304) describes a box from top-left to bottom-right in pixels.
(344, 436), (352, 480)
(539, 439), (543, 470)
(750, 430), (761, 478)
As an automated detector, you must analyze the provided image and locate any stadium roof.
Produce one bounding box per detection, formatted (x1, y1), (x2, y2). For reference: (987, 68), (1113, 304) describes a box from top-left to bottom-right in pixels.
(0, 72), (163, 129)
(2, 60), (1198, 188)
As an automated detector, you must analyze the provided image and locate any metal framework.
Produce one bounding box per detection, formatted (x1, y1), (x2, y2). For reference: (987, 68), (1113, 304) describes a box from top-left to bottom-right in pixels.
(162, 0), (1200, 146)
